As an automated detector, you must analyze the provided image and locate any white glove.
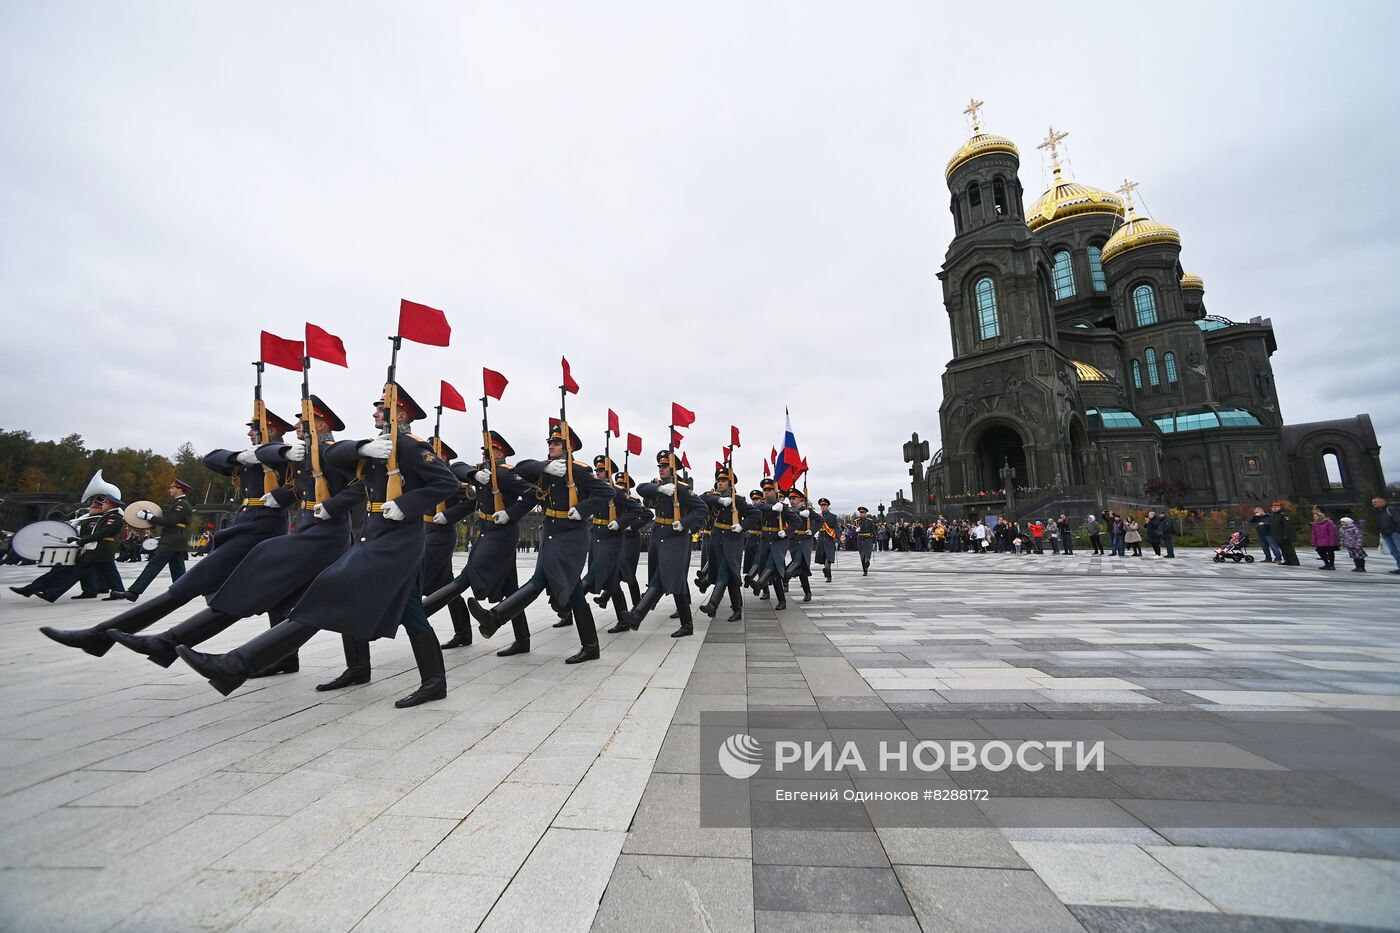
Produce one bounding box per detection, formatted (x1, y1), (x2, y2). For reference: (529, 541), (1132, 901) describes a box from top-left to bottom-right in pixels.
(778, 530), (788, 538)
(236, 448), (260, 466)
(492, 510), (510, 525)
(658, 482), (676, 496)
(314, 503), (331, 520)
(772, 502), (784, 512)
(718, 496), (732, 506)
(672, 520), (684, 531)
(359, 437), (394, 460)
(432, 512), (448, 525)
(474, 469), (491, 485)
(81, 542), (98, 553)
(137, 509), (155, 521)
(381, 500), (405, 521)
(800, 509), (811, 518)
(259, 493), (279, 507)
(544, 459), (568, 477)
(285, 440), (307, 462)
(567, 507), (582, 521)
(607, 520), (620, 531)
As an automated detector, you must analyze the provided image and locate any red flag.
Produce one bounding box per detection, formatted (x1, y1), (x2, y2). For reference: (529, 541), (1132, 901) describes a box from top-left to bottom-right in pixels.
(715, 460), (724, 473)
(730, 425), (741, 448)
(671, 428), (684, 448)
(671, 402), (696, 428)
(260, 331), (303, 372)
(305, 324), (348, 367)
(561, 357), (579, 394)
(763, 458), (771, 477)
(607, 409), (620, 437)
(771, 446), (779, 465)
(440, 380), (467, 412)
(398, 299), (451, 346)
(483, 367), (508, 401)
(722, 445), (732, 460)
(681, 451), (691, 470)
(626, 433), (643, 456)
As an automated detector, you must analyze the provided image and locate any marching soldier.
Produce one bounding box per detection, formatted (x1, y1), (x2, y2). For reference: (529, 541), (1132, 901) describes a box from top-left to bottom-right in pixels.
(120, 479), (195, 600)
(106, 398), (360, 678)
(14, 495), (126, 603)
(741, 488), (764, 586)
(466, 423), (612, 664)
(421, 437), (474, 649)
(423, 431), (539, 657)
(782, 487), (818, 602)
(39, 413), (295, 654)
(177, 384), (460, 708)
(855, 505), (877, 575)
(698, 466), (760, 621)
(623, 450), (708, 637)
(814, 497), (839, 582)
(750, 478), (798, 610)
(580, 457), (650, 633)
(597, 471), (645, 612)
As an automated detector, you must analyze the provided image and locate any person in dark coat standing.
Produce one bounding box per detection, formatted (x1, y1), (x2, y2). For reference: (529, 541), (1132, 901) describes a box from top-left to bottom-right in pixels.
(467, 424), (612, 662)
(106, 398), (358, 678)
(814, 497), (839, 582)
(38, 414), (294, 654)
(855, 505), (877, 575)
(624, 450), (709, 636)
(751, 478), (799, 607)
(698, 466), (760, 621)
(1271, 501), (1300, 566)
(782, 488), (820, 602)
(426, 432), (538, 655)
(420, 437), (473, 647)
(121, 480), (195, 599)
(177, 384), (459, 707)
(18, 496), (126, 603)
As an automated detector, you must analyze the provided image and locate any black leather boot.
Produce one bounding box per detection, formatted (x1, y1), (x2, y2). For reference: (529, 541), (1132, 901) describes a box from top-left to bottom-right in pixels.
(41, 591), (184, 658)
(594, 592), (610, 608)
(783, 560), (801, 582)
(726, 582), (744, 622)
(395, 626), (447, 707)
(317, 636), (371, 691)
(671, 600), (693, 638)
(698, 584), (724, 618)
(566, 599), (600, 664)
(247, 613), (301, 677)
(622, 583), (663, 630)
(110, 606), (240, 668)
(553, 610), (573, 628)
(774, 579), (787, 611)
(177, 620), (317, 696)
(468, 580), (544, 639)
(440, 595), (474, 648)
(497, 611), (531, 656)
(423, 571), (472, 618)
(801, 577), (812, 602)
(605, 586), (632, 634)
(823, 565), (832, 582)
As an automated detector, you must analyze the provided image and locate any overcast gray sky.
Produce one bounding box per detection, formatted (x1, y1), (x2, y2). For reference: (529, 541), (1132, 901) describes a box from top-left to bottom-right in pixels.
(3, 1), (1397, 507)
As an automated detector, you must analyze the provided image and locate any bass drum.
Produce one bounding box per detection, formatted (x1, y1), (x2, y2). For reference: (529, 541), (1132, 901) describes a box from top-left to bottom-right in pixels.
(124, 500), (163, 530)
(141, 538), (159, 553)
(10, 521), (79, 562)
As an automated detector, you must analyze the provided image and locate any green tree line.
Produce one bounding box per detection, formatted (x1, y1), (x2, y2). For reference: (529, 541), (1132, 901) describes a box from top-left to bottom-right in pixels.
(0, 430), (236, 505)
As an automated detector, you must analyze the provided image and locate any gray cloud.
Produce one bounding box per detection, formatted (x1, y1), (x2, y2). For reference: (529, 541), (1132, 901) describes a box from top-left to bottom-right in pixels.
(2, 1), (1395, 508)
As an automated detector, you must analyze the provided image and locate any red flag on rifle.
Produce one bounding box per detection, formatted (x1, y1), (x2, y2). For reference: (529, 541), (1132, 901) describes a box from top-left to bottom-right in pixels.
(483, 367), (508, 401)
(730, 425), (741, 448)
(607, 409), (620, 437)
(715, 460), (724, 473)
(627, 433), (643, 456)
(771, 446), (779, 465)
(561, 357), (579, 394)
(260, 331), (303, 372)
(671, 428), (684, 448)
(305, 324), (348, 367)
(681, 451), (691, 470)
(440, 380), (467, 412)
(722, 446), (732, 461)
(763, 458), (771, 477)
(398, 299), (451, 346)
(671, 402), (696, 428)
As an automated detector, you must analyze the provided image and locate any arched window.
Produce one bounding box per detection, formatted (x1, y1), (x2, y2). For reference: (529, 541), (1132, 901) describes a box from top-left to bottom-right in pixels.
(1131, 359), (1142, 389)
(968, 183), (982, 210)
(1051, 251), (1076, 300)
(1323, 449), (1343, 488)
(992, 178), (1007, 216)
(974, 277), (999, 340)
(1087, 246), (1107, 292)
(1145, 347), (1161, 386)
(1164, 351), (1178, 384)
(1133, 284), (1158, 326)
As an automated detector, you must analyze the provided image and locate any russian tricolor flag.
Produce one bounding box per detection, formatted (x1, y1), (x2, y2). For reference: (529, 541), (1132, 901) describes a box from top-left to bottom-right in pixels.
(774, 409), (805, 491)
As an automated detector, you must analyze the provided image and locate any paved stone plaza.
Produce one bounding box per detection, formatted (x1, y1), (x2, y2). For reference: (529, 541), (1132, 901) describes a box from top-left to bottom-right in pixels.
(2, 549), (1398, 931)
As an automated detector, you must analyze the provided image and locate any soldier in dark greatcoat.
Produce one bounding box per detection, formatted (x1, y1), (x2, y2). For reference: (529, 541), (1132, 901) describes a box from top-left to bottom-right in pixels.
(855, 506), (877, 575)
(176, 384), (459, 708)
(420, 437), (474, 648)
(105, 398), (359, 676)
(623, 450), (708, 637)
(580, 458), (650, 633)
(597, 470), (646, 611)
(40, 412), (295, 656)
(751, 478), (799, 610)
(423, 431), (539, 657)
(781, 487), (819, 602)
(814, 497), (839, 582)
(698, 467), (761, 621)
(465, 424), (613, 663)
(741, 488), (764, 585)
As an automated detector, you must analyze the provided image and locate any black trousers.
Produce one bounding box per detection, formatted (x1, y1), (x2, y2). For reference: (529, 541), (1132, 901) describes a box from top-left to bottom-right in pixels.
(129, 551), (187, 595)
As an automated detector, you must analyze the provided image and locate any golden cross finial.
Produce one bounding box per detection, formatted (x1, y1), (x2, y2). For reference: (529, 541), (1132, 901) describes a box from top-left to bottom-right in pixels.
(1116, 178), (1139, 210)
(1037, 125), (1069, 173)
(963, 98), (985, 134)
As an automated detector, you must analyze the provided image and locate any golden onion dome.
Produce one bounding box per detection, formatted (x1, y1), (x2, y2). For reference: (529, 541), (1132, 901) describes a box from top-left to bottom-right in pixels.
(1180, 271), (1204, 291)
(1026, 169), (1125, 231)
(945, 133), (1019, 179)
(1100, 210), (1181, 264)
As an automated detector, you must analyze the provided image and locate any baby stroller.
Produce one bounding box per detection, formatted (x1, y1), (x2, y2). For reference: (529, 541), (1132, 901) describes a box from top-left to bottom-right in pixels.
(1212, 531), (1255, 563)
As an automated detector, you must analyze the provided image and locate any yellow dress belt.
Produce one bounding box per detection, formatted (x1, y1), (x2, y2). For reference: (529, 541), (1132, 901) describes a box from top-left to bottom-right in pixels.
(543, 507), (573, 519)
(591, 517), (612, 527)
(368, 502), (387, 513)
(859, 532), (873, 537)
(713, 522), (737, 531)
(240, 498), (269, 507)
(300, 501), (318, 510)
(794, 530), (812, 536)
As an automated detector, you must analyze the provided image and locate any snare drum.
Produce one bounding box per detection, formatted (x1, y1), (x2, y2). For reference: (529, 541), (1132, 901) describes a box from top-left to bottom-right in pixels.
(141, 538), (159, 553)
(38, 546), (78, 567)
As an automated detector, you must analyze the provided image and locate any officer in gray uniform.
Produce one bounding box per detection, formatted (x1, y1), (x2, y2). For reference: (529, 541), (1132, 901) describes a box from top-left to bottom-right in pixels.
(623, 450), (708, 637)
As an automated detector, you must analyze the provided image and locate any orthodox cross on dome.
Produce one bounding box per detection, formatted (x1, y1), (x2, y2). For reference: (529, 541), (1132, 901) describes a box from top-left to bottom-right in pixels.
(1116, 178), (1139, 211)
(963, 97), (985, 134)
(1038, 125), (1069, 175)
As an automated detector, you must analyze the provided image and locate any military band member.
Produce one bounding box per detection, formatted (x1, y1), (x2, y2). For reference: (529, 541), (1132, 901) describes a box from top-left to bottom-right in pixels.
(119, 479), (195, 599)
(421, 437), (474, 648)
(105, 398), (360, 677)
(781, 487), (818, 602)
(15, 496), (126, 603)
(698, 467), (760, 621)
(855, 505), (877, 575)
(177, 384), (460, 708)
(751, 478), (798, 610)
(622, 450), (708, 637)
(814, 497), (838, 582)
(423, 431), (538, 657)
(466, 424), (612, 664)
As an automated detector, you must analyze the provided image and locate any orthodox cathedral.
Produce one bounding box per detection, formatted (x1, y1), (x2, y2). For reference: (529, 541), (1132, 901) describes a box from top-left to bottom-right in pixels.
(929, 102), (1385, 513)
